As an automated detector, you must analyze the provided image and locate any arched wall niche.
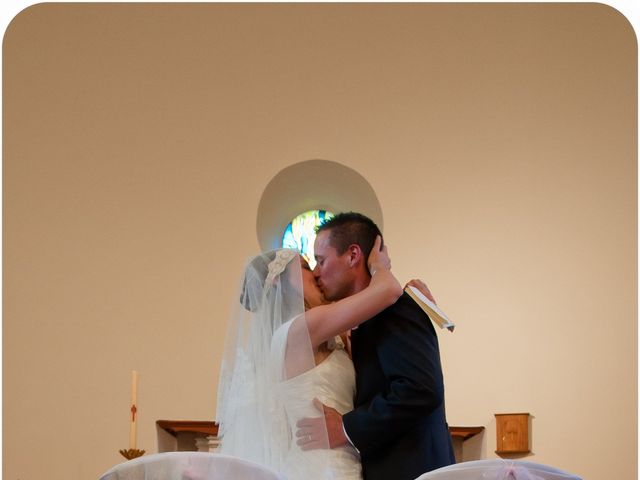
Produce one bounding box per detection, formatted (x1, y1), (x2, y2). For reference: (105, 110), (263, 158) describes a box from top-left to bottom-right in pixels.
(256, 159), (384, 251)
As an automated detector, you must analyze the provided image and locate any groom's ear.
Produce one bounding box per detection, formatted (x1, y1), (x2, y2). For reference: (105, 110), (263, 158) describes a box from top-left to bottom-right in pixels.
(345, 244), (365, 268)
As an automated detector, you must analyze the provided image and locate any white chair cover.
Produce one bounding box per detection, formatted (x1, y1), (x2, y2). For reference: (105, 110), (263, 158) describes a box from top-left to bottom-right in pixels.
(414, 460), (582, 480)
(99, 452), (285, 480)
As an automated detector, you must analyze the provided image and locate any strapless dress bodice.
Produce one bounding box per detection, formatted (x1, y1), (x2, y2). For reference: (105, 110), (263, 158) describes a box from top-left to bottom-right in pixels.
(278, 341), (362, 480)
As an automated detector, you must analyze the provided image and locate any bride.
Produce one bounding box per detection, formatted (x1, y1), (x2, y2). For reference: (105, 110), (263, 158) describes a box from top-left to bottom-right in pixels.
(216, 236), (428, 479)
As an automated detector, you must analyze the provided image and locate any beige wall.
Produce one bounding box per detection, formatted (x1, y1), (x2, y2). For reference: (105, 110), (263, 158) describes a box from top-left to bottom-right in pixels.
(3, 4), (636, 480)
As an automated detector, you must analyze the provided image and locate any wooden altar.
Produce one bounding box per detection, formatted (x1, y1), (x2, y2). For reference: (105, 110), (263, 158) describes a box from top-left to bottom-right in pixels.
(156, 420), (483, 462)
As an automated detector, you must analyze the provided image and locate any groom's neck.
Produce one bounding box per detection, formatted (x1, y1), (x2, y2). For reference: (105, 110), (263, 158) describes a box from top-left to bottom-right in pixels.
(349, 271), (372, 296)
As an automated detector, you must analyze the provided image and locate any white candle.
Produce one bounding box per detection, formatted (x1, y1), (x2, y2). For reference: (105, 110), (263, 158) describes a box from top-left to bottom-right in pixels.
(129, 370), (138, 449)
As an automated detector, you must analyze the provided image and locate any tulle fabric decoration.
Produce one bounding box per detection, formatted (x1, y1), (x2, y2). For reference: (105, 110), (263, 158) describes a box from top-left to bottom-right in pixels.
(414, 459), (583, 480)
(216, 249), (330, 476)
(98, 452), (284, 480)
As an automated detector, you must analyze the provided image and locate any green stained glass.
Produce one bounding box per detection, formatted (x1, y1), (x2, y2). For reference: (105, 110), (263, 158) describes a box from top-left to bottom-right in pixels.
(282, 210), (334, 269)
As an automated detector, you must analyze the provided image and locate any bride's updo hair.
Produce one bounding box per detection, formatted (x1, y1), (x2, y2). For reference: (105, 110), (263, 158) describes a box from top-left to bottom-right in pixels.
(240, 254), (268, 312)
(240, 249), (299, 312)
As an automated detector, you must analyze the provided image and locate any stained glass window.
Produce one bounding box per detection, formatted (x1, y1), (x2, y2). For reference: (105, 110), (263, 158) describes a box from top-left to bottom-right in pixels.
(282, 209), (334, 269)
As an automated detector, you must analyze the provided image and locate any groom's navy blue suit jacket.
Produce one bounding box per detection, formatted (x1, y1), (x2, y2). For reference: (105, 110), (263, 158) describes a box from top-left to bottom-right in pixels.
(343, 292), (455, 480)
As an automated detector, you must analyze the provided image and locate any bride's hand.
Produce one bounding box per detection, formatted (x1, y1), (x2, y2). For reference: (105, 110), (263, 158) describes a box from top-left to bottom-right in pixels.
(367, 235), (391, 276)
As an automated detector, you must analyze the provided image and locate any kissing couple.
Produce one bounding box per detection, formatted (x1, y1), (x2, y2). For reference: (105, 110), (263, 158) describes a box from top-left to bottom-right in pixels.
(217, 212), (455, 480)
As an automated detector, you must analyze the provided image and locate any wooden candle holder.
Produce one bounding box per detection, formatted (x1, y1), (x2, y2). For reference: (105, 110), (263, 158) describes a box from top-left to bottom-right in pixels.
(119, 448), (145, 460)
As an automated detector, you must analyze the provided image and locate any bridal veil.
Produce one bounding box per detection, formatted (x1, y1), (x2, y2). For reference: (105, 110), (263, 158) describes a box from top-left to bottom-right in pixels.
(216, 249), (331, 476)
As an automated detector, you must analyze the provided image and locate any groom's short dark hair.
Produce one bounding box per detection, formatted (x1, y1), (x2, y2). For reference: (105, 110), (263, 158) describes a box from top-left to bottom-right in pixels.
(316, 212), (382, 258)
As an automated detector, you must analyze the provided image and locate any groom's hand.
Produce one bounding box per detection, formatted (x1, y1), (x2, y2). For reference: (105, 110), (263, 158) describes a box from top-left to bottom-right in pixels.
(295, 398), (348, 450)
(405, 278), (437, 304)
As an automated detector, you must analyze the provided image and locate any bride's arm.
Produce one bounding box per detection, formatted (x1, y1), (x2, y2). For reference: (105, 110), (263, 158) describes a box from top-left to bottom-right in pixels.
(305, 236), (403, 348)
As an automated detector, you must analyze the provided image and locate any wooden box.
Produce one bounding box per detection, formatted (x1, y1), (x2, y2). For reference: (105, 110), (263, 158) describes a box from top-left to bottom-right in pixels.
(495, 413), (530, 454)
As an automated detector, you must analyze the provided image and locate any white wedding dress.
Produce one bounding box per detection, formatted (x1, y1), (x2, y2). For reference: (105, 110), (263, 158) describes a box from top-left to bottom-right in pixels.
(273, 321), (362, 480)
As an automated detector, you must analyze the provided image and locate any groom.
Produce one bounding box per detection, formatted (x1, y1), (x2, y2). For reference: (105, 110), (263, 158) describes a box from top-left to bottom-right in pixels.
(299, 212), (455, 480)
